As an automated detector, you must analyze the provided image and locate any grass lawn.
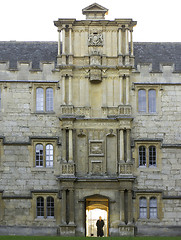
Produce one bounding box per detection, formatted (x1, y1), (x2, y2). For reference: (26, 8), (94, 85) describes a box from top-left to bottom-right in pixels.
(0, 237), (180, 240)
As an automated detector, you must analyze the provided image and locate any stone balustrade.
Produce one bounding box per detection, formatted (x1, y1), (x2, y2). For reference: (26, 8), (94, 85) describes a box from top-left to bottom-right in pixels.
(60, 106), (91, 117)
(61, 163), (75, 175)
(60, 105), (131, 118)
(102, 105), (132, 117)
(119, 163), (133, 175)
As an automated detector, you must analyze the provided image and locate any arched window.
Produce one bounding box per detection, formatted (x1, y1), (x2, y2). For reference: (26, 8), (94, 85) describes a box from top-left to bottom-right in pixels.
(36, 197), (44, 218)
(138, 89), (146, 112)
(148, 89), (156, 113)
(46, 144), (53, 167)
(149, 197), (157, 218)
(36, 88), (44, 111)
(139, 197), (147, 218)
(47, 197), (54, 218)
(46, 88), (54, 112)
(35, 144), (43, 167)
(139, 146), (146, 166)
(149, 146), (156, 167)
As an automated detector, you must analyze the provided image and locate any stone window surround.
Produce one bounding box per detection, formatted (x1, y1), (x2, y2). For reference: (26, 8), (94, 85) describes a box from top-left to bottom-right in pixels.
(135, 192), (162, 222)
(33, 83), (56, 114)
(32, 139), (56, 168)
(136, 85), (159, 114)
(32, 192), (58, 221)
(133, 141), (162, 170)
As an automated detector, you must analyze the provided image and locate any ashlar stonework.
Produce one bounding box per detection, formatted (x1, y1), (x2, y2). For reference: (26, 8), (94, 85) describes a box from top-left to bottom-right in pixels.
(0, 2), (180, 237)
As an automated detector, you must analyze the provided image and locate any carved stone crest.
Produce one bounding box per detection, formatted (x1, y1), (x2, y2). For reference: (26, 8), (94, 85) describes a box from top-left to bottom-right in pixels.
(88, 31), (103, 46)
(89, 140), (104, 156)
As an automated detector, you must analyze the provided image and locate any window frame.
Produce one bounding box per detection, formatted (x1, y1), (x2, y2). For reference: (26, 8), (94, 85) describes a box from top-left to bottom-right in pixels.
(134, 141), (161, 169)
(139, 197), (147, 219)
(36, 196), (44, 218)
(34, 85), (55, 113)
(46, 196), (55, 218)
(135, 193), (162, 222)
(137, 86), (158, 114)
(33, 193), (57, 220)
(33, 140), (56, 168)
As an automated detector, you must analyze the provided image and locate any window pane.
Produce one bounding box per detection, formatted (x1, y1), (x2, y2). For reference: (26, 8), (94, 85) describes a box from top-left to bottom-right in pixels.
(150, 197), (157, 219)
(46, 88), (53, 112)
(138, 90), (146, 112)
(35, 144), (44, 167)
(36, 88), (44, 111)
(47, 197), (54, 218)
(139, 197), (147, 218)
(37, 197), (44, 217)
(149, 146), (156, 167)
(139, 146), (146, 167)
(46, 144), (53, 167)
(148, 89), (156, 113)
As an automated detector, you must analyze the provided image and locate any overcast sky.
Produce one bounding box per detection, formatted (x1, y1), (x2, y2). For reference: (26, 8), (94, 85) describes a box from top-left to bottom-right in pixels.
(0, 0), (180, 42)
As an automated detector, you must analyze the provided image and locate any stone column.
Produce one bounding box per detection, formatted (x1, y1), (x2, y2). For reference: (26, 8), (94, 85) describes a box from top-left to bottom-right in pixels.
(58, 30), (61, 56)
(125, 28), (129, 55)
(68, 129), (73, 162)
(62, 27), (66, 55)
(69, 75), (72, 105)
(118, 27), (122, 55)
(62, 26), (66, 64)
(62, 75), (66, 105)
(119, 75), (124, 105)
(62, 129), (66, 161)
(118, 27), (123, 66)
(69, 189), (75, 224)
(125, 28), (130, 66)
(61, 189), (67, 224)
(69, 27), (72, 55)
(120, 129), (124, 162)
(130, 29), (134, 56)
(69, 27), (73, 65)
(127, 190), (133, 224)
(126, 75), (130, 105)
(120, 189), (125, 224)
(126, 129), (131, 162)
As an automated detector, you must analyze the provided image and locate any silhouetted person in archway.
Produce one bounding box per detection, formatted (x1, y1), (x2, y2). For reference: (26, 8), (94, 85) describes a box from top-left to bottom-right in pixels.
(96, 216), (104, 237)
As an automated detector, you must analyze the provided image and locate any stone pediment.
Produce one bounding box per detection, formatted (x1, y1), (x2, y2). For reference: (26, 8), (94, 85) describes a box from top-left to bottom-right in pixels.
(82, 3), (108, 19)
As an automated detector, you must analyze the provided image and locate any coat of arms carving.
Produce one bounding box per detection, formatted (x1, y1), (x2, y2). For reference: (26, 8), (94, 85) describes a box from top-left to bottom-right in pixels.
(88, 31), (103, 46)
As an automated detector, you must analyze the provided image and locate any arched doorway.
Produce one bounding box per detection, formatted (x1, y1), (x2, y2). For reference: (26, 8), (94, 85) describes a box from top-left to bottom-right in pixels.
(86, 195), (109, 237)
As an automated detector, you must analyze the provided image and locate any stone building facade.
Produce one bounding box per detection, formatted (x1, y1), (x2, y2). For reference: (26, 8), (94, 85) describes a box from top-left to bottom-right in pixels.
(0, 3), (181, 236)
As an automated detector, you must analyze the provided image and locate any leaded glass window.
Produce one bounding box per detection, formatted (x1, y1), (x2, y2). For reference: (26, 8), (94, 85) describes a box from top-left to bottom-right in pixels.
(138, 89), (146, 112)
(148, 89), (156, 113)
(139, 146), (146, 167)
(150, 197), (157, 219)
(139, 197), (147, 218)
(46, 144), (53, 167)
(46, 88), (53, 112)
(37, 197), (44, 218)
(47, 197), (54, 218)
(36, 88), (44, 111)
(149, 146), (156, 167)
(35, 144), (43, 167)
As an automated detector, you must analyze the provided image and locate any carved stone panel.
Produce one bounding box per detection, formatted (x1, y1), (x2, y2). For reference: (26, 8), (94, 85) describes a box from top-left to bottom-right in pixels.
(91, 160), (102, 175)
(89, 140), (104, 156)
(89, 69), (102, 82)
(88, 31), (103, 46)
